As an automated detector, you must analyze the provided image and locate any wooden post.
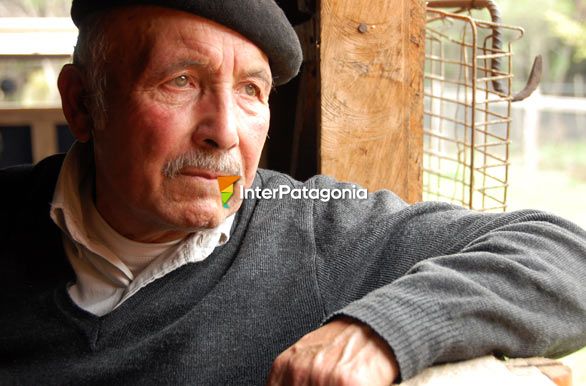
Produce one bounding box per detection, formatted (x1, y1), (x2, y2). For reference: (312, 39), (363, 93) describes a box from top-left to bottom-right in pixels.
(317, 0), (425, 202)
(30, 120), (59, 163)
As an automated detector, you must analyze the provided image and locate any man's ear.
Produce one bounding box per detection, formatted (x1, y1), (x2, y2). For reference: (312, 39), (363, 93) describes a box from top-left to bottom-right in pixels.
(57, 64), (93, 143)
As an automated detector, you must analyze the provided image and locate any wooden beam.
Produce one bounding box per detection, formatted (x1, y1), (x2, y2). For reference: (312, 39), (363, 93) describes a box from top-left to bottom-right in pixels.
(0, 106), (65, 125)
(318, 0), (425, 202)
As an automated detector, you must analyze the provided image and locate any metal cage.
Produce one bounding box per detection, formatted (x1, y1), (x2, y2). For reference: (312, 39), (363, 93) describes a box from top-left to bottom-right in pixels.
(423, 0), (540, 211)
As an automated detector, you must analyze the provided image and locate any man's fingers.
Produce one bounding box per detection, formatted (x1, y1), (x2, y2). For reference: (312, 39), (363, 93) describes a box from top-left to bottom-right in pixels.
(266, 317), (399, 386)
(269, 344), (324, 385)
(268, 350), (298, 386)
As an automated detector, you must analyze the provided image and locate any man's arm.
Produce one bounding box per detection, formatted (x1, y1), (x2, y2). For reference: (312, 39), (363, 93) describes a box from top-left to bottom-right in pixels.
(269, 175), (586, 384)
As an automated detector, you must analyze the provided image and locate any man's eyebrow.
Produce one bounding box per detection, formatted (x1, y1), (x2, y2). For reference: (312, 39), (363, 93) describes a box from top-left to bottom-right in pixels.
(153, 60), (206, 78)
(243, 69), (274, 90)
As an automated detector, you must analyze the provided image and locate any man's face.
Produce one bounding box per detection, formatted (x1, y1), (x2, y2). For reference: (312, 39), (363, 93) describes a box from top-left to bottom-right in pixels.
(87, 7), (272, 242)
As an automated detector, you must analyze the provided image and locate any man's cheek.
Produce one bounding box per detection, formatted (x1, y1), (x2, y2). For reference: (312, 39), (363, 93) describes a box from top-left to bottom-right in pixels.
(130, 108), (189, 148)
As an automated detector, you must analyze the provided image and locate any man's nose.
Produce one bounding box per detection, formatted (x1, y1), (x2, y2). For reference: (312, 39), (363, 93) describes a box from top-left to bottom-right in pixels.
(193, 89), (239, 150)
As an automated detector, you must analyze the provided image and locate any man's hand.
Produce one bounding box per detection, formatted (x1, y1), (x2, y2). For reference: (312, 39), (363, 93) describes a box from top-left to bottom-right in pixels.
(266, 317), (399, 386)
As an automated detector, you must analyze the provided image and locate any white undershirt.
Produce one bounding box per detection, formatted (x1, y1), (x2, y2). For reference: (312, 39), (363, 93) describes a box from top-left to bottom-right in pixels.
(50, 142), (235, 316)
(86, 198), (182, 277)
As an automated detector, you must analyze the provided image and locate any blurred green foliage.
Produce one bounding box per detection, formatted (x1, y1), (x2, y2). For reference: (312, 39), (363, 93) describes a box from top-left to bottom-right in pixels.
(493, 0), (586, 92)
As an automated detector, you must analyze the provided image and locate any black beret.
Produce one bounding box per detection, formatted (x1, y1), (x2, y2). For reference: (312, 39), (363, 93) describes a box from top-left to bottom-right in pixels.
(70, 0), (302, 85)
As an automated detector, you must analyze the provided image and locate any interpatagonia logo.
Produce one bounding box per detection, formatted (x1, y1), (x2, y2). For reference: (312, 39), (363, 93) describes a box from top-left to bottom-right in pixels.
(240, 184), (368, 202)
(217, 176), (240, 208)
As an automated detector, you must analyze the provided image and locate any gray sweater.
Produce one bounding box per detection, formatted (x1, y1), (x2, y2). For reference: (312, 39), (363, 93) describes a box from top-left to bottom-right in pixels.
(1, 156), (586, 385)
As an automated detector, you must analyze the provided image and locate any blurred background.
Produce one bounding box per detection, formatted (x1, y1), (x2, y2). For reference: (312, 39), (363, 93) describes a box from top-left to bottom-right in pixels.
(0, 0), (585, 383)
(493, 0), (586, 231)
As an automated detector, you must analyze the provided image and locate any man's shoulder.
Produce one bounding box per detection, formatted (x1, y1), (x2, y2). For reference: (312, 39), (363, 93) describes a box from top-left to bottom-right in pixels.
(0, 154), (64, 197)
(0, 154), (70, 291)
(250, 168), (409, 221)
(254, 168), (344, 189)
(0, 154), (65, 221)
(255, 168), (302, 187)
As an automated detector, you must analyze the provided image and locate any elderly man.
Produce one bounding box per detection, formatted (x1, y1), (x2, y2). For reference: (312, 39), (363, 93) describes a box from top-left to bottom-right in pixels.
(1, 1), (585, 385)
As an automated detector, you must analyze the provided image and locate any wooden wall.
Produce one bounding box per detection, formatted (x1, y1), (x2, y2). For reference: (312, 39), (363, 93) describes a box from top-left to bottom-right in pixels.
(318, 0), (425, 203)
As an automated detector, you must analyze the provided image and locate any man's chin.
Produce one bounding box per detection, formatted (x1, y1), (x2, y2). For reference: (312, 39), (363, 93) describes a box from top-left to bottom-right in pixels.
(174, 198), (240, 231)
(157, 182), (243, 234)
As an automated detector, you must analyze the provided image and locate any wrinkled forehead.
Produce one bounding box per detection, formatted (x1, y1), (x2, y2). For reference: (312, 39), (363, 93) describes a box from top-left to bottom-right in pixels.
(98, 6), (271, 82)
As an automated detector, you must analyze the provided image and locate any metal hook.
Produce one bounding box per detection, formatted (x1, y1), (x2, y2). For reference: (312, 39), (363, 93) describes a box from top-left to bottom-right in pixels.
(512, 55), (542, 102)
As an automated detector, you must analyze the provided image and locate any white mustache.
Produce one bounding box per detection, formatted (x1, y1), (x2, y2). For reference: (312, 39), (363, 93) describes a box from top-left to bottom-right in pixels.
(162, 150), (242, 178)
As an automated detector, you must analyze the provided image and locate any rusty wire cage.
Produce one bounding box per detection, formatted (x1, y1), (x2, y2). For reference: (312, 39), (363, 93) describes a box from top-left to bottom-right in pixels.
(423, 0), (538, 211)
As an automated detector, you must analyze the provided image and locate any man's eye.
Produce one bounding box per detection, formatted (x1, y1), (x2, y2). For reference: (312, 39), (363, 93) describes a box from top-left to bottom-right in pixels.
(173, 75), (190, 87)
(244, 83), (258, 97)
